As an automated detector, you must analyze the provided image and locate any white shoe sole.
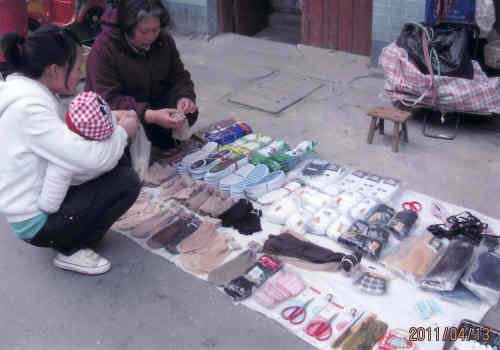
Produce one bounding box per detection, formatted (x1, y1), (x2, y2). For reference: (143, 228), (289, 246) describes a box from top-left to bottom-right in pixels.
(53, 258), (111, 275)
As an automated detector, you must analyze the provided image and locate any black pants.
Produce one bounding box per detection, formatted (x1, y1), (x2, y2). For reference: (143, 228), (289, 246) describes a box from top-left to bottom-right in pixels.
(28, 157), (141, 255)
(143, 94), (198, 150)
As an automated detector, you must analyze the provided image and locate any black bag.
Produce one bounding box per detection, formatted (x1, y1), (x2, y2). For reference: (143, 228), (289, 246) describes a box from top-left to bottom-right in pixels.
(396, 22), (474, 79)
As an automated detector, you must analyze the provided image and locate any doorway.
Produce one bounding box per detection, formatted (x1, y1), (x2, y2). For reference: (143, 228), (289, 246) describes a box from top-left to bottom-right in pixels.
(216, 0), (373, 56)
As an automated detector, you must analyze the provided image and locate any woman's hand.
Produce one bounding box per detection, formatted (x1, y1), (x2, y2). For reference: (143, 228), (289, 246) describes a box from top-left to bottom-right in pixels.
(145, 108), (185, 129)
(116, 112), (140, 139)
(176, 98), (197, 114)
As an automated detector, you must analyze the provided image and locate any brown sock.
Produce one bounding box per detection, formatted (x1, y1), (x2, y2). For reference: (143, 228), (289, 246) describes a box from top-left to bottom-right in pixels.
(177, 221), (218, 253)
(186, 186), (213, 211)
(146, 216), (192, 249)
(114, 203), (163, 230)
(171, 181), (203, 200)
(131, 206), (182, 238)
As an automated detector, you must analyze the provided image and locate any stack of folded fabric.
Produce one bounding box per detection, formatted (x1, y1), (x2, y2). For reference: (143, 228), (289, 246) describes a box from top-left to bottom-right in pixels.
(219, 199), (263, 235)
(217, 144), (255, 157)
(269, 139), (317, 172)
(142, 162), (178, 187)
(245, 170), (286, 200)
(131, 205), (184, 239)
(198, 189), (237, 217)
(204, 121), (252, 145)
(264, 195), (301, 225)
(146, 211), (201, 250)
(204, 154), (249, 185)
(178, 220), (241, 275)
(218, 163), (256, 196)
(189, 149), (232, 179)
(294, 159), (346, 189)
(157, 175), (197, 201)
(229, 164), (269, 198)
(176, 142), (219, 175)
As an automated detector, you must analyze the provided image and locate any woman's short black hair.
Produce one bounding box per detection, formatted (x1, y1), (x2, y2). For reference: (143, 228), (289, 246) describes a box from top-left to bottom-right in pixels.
(0, 24), (80, 88)
(118, 0), (171, 37)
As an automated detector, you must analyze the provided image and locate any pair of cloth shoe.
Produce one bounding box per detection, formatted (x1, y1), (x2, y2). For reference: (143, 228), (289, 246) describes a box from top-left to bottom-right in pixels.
(53, 248), (110, 275)
(218, 199), (262, 235)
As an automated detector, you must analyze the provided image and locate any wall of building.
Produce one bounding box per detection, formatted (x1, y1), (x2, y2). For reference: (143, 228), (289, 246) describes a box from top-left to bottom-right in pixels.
(163, 0), (214, 34)
(371, 0), (425, 64)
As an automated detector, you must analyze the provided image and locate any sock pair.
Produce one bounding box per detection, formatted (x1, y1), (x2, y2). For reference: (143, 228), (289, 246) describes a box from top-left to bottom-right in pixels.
(218, 199), (262, 235)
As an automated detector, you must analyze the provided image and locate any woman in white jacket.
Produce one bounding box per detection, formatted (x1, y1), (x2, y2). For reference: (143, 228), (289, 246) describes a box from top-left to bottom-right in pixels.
(0, 25), (141, 275)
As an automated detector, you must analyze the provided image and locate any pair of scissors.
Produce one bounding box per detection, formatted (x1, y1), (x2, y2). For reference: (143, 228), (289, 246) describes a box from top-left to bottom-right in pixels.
(281, 298), (314, 325)
(402, 201), (422, 212)
(305, 313), (338, 341)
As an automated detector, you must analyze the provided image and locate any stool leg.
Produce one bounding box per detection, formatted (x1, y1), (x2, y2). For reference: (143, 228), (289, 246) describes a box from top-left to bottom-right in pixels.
(379, 119), (384, 135)
(393, 121), (400, 152)
(402, 122), (408, 143)
(367, 117), (378, 144)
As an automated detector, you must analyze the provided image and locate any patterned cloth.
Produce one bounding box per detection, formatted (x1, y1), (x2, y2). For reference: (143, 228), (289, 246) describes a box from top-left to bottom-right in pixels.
(379, 43), (500, 113)
(66, 91), (114, 140)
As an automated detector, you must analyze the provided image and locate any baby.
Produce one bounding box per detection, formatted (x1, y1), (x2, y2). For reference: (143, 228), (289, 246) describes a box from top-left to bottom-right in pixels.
(38, 91), (119, 213)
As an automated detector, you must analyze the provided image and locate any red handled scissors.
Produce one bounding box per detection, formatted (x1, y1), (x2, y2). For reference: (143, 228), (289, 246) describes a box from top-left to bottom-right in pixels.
(281, 298), (314, 325)
(402, 201), (422, 212)
(305, 313), (338, 341)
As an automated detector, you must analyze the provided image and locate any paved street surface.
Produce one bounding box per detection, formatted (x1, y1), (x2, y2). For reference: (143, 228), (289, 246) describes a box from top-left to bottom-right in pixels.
(1, 33), (499, 349)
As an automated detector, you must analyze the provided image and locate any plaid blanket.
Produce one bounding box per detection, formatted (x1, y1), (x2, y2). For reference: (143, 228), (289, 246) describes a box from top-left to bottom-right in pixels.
(379, 43), (500, 114)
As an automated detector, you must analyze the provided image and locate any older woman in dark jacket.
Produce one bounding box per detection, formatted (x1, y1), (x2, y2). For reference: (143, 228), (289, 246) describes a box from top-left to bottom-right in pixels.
(85, 0), (197, 150)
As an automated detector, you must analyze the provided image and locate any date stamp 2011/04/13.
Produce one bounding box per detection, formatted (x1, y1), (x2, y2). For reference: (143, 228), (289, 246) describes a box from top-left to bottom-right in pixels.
(409, 327), (491, 342)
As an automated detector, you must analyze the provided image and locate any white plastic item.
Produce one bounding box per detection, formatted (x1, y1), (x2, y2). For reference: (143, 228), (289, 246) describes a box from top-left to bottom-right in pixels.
(330, 191), (364, 213)
(476, 0), (495, 38)
(326, 215), (353, 241)
(257, 181), (302, 205)
(350, 198), (378, 220)
(285, 209), (313, 235)
(485, 40), (500, 70)
(306, 208), (339, 236)
(171, 113), (193, 141)
(264, 195), (300, 225)
(297, 187), (331, 211)
(130, 123), (151, 180)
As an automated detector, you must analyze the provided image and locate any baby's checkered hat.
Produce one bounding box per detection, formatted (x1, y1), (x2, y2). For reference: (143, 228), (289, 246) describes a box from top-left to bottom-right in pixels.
(65, 91), (114, 140)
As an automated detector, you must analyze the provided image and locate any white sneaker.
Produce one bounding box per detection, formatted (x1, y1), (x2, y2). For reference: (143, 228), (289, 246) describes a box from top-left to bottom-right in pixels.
(53, 248), (111, 275)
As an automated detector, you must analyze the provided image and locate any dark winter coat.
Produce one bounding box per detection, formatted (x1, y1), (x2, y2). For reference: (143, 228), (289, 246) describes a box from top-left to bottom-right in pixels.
(84, 8), (196, 121)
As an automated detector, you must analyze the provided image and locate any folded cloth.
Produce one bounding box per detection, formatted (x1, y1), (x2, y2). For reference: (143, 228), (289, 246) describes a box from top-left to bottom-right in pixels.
(177, 221), (219, 254)
(171, 180), (204, 200)
(349, 198), (378, 220)
(199, 192), (237, 217)
(142, 162), (177, 187)
(263, 232), (362, 272)
(297, 187), (332, 212)
(186, 186), (214, 211)
(285, 209), (313, 235)
(419, 239), (475, 292)
(306, 208), (339, 236)
(180, 234), (236, 274)
(219, 199), (262, 235)
(146, 214), (192, 249)
(245, 170), (286, 201)
(116, 191), (153, 221)
(207, 248), (257, 286)
(165, 215), (203, 254)
(269, 139), (317, 172)
(257, 180), (302, 205)
(326, 215), (353, 241)
(382, 231), (447, 282)
(131, 205), (182, 238)
(157, 175), (196, 201)
(264, 195), (300, 225)
(113, 202), (163, 230)
(331, 191), (365, 213)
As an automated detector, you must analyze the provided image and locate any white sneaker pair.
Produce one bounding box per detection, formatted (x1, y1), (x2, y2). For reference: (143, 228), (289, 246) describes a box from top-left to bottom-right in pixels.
(53, 248), (111, 275)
